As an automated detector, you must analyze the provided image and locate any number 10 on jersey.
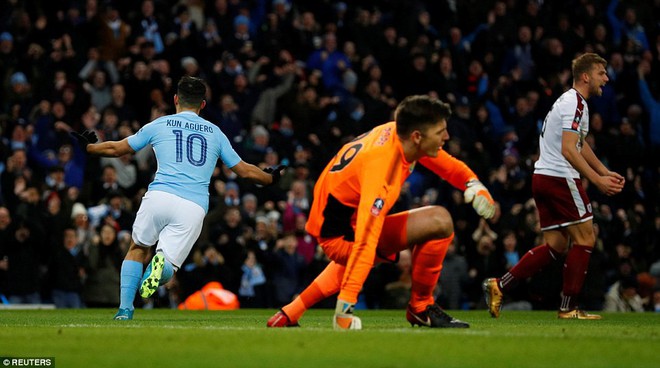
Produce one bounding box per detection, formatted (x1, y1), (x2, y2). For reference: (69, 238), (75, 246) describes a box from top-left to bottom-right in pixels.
(173, 129), (208, 166)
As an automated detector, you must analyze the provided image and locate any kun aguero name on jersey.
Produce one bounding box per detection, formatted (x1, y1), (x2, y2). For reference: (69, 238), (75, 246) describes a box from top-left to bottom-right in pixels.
(166, 119), (214, 133)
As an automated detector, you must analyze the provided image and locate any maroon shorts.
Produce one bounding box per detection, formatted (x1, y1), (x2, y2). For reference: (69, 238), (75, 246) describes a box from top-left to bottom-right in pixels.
(532, 173), (593, 230)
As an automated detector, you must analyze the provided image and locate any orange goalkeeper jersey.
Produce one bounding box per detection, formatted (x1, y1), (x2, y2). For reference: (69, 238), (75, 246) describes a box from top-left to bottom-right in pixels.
(306, 121), (478, 275)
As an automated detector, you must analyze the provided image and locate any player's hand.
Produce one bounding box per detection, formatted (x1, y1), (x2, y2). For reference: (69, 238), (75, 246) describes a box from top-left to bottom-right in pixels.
(263, 165), (287, 186)
(464, 179), (495, 219)
(606, 170), (625, 185)
(333, 299), (362, 330)
(595, 173), (624, 196)
(71, 130), (98, 148)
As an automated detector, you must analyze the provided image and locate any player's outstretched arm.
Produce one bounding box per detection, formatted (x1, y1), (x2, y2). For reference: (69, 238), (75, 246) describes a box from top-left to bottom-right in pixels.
(231, 161), (286, 186)
(419, 150), (495, 218)
(71, 131), (135, 157)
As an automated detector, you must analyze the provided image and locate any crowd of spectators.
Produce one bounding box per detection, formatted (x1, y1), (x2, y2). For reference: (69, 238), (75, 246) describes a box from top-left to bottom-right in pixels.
(1, 0), (659, 313)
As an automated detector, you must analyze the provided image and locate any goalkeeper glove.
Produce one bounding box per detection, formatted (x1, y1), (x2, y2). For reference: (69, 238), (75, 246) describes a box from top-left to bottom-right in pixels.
(333, 299), (362, 330)
(263, 165), (287, 186)
(464, 179), (495, 219)
(71, 130), (98, 149)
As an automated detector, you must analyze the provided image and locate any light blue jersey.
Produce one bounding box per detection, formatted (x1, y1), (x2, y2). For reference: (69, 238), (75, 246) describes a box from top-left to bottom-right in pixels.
(127, 111), (241, 212)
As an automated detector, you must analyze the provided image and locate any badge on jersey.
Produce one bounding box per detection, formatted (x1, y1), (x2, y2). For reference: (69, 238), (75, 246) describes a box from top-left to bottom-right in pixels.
(371, 198), (385, 216)
(572, 114), (581, 130)
(572, 95), (584, 131)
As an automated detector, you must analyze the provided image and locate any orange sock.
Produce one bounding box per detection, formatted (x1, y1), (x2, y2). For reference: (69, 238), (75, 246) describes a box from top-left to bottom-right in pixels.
(281, 261), (344, 322)
(409, 234), (453, 312)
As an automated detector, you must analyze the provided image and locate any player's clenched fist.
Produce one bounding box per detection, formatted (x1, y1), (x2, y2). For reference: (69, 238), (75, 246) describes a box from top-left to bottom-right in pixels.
(263, 165), (287, 186)
(464, 179), (495, 219)
(71, 130), (98, 148)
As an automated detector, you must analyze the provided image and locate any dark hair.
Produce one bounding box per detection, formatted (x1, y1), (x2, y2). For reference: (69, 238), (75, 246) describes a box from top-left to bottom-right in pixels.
(177, 76), (206, 108)
(394, 95), (452, 136)
(620, 274), (638, 290)
(572, 53), (607, 81)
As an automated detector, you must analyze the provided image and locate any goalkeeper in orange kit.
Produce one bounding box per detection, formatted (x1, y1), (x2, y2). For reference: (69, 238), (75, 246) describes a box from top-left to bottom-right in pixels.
(267, 95), (495, 329)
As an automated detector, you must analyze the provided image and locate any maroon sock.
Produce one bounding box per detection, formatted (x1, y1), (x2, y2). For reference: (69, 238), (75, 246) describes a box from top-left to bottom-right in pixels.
(500, 244), (561, 292)
(560, 244), (592, 310)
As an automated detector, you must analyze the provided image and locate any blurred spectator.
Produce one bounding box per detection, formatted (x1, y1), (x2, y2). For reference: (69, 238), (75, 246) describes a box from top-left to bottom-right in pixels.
(467, 234), (504, 308)
(41, 189), (71, 250)
(229, 73), (259, 129)
(291, 11), (321, 60)
(98, 107), (121, 142)
(239, 193), (259, 227)
(122, 60), (164, 124)
(83, 223), (123, 307)
(637, 59), (660, 170)
(207, 0), (234, 43)
(0, 31), (17, 106)
(501, 230), (521, 271)
(95, 2), (131, 63)
(90, 165), (120, 204)
(238, 249), (267, 308)
(130, 0), (165, 55)
(29, 141), (86, 190)
(293, 212), (316, 266)
(177, 243), (234, 301)
(241, 125), (271, 164)
(205, 93), (243, 145)
(381, 249), (413, 309)
(306, 32), (351, 96)
(359, 78), (394, 132)
(107, 84), (135, 124)
(87, 190), (134, 232)
(282, 179), (310, 223)
(225, 14), (253, 56)
(490, 146), (529, 212)
(604, 275), (645, 312)
(212, 206), (248, 292)
(501, 25), (537, 89)
(199, 179), (229, 245)
(171, 5), (200, 59)
(0, 207), (12, 299)
(30, 100), (62, 155)
(250, 55), (297, 126)
(81, 69), (112, 111)
(271, 232), (306, 307)
(49, 227), (86, 308)
(5, 221), (43, 304)
(222, 181), (241, 207)
(1, 148), (32, 212)
(5, 71), (34, 120)
(100, 152), (138, 197)
(607, 0), (649, 53)
(653, 288), (660, 313)
(70, 202), (94, 254)
(199, 18), (223, 67)
(400, 53), (435, 99)
(436, 240), (469, 310)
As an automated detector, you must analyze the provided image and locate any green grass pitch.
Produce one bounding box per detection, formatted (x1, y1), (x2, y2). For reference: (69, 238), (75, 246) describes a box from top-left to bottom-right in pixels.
(1, 309), (659, 368)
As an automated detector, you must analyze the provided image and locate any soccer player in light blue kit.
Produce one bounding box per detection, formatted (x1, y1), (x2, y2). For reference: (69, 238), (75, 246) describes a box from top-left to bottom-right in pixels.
(73, 76), (284, 320)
